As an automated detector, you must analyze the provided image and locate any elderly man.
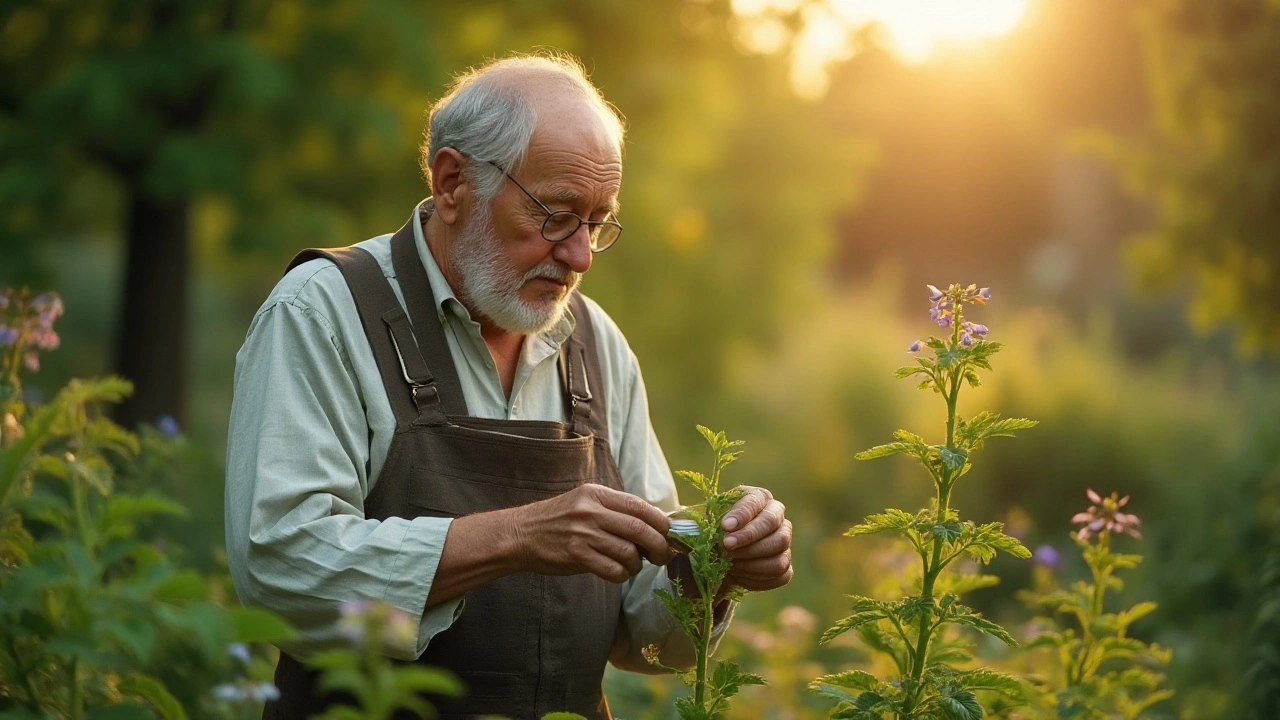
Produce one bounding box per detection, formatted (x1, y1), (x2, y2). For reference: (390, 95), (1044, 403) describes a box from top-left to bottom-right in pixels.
(225, 53), (793, 719)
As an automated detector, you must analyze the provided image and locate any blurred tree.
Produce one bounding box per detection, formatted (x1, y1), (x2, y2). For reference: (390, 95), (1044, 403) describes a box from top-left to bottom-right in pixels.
(0, 0), (444, 426)
(1114, 0), (1280, 355)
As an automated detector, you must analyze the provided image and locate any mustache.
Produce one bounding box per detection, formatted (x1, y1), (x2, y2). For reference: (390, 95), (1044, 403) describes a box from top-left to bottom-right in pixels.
(522, 262), (580, 287)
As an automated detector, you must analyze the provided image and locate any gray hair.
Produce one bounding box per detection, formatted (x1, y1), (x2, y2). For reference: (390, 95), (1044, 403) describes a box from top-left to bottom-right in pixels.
(422, 52), (626, 204)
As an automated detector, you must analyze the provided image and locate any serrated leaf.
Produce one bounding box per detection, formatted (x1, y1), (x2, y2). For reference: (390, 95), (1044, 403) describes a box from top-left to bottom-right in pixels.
(853, 442), (912, 461)
(950, 608), (1018, 647)
(938, 448), (968, 472)
(957, 669), (1025, 698)
(1115, 601), (1158, 629)
(938, 689), (984, 720)
(675, 470), (712, 495)
(813, 670), (878, 691)
(932, 519), (963, 542)
(847, 508), (916, 536)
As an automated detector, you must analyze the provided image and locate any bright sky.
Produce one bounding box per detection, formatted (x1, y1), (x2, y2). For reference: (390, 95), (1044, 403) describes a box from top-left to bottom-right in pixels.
(731, 0), (1033, 96)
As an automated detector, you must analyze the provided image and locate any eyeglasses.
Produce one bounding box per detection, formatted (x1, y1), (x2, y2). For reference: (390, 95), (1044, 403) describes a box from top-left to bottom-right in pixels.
(487, 161), (623, 253)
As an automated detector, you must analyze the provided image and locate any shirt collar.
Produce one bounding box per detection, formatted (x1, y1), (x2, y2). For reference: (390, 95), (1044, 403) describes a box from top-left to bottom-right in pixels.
(410, 198), (576, 348)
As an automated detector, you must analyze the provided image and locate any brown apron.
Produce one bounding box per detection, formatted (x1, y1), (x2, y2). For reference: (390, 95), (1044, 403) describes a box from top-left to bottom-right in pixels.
(264, 217), (623, 719)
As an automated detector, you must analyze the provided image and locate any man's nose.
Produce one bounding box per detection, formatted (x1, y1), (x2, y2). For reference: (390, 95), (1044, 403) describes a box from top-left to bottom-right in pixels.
(552, 223), (593, 275)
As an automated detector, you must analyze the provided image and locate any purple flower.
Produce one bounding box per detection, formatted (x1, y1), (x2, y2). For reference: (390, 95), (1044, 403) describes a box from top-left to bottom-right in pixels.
(927, 285), (943, 301)
(959, 333), (973, 347)
(1072, 489), (1142, 542)
(0, 326), (16, 347)
(908, 340), (921, 353)
(157, 415), (180, 439)
(1032, 545), (1060, 569)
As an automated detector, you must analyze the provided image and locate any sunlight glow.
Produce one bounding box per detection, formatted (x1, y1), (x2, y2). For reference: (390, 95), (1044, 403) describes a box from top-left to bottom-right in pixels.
(829, 0), (1030, 64)
(731, 0), (1033, 97)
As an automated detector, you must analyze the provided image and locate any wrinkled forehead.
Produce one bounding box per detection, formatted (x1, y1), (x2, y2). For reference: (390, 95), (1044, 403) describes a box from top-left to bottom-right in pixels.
(518, 94), (623, 205)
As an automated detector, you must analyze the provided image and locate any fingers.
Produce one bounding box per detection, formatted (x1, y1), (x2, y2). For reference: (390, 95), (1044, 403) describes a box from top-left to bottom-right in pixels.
(725, 519), (792, 560)
(724, 498), (785, 551)
(597, 506), (671, 566)
(572, 484), (671, 569)
(726, 549), (793, 591)
(721, 486), (772, 533)
(594, 484), (670, 534)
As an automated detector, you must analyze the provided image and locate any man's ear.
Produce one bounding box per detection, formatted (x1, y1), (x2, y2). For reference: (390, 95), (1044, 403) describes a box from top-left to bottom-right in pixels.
(429, 147), (468, 226)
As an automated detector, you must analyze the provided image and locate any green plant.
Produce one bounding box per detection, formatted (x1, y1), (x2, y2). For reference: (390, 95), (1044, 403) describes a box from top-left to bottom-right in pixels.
(0, 287), (294, 718)
(644, 425), (765, 719)
(1020, 491), (1172, 719)
(304, 600), (463, 720)
(812, 284), (1035, 719)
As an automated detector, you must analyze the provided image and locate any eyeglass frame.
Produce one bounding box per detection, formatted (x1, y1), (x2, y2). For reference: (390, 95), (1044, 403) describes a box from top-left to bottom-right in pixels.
(476, 157), (624, 253)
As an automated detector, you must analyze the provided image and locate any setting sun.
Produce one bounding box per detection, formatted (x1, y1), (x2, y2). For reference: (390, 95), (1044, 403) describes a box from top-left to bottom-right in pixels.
(732, 0), (1034, 96)
(828, 0), (1031, 64)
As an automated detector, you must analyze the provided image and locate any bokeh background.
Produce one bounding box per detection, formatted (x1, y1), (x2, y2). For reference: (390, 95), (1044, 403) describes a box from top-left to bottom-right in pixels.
(3, 0), (1279, 717)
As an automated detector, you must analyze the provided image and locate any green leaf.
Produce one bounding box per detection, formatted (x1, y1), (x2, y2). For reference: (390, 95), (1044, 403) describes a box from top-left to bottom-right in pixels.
(394, 665), (464, 696)
(0, 404), (58, 505)
(228, 606), (297, 643)
(1115, 601), (1158, 630)
(675, 470), (712, 495)
(305, 648), (360, 671)
(100, 493), (186, 538)
(675, 695), (713, 720)
(97, 616), (158, 661)
(709, 659), (765, 703)
(938, 448), (968, 472)
(853, 442), (912, 461)
(152, 571), (209, 604)
(937, 689), (984, 720)
(932, 519), (963, 542)
(117, 673), (188, 720)
(956, 669), (1025, 699)
(949, 607), (1018, 647)
(846, 508), (916, 536)
(813, 670), (878, 691)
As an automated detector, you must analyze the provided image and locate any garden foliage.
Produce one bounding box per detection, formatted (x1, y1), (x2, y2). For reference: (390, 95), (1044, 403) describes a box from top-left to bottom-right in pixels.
(1020, 491), (1172, 719)
(812, 284), (1035, 719)
(0, 288), (293, 718)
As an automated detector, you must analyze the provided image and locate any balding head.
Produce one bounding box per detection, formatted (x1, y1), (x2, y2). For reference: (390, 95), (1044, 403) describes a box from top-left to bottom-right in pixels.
(423, 53), (625, 204)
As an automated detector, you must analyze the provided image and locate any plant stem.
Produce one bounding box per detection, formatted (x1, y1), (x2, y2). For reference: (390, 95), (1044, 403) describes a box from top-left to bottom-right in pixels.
(695, 594), (713, 709)
(906, 308), (966, 714)
(69, 658), (83, 719)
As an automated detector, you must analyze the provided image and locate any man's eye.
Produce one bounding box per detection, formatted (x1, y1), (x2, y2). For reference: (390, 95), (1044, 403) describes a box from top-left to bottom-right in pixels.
(544, 212), (578, 234)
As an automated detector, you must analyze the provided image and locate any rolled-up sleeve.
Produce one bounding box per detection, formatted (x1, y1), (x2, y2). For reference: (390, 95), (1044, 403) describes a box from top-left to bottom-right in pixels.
(224, 272), (461, 661)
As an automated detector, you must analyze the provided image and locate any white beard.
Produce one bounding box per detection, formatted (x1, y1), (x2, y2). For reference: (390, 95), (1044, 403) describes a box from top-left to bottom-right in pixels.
(450, 202), (580, 335)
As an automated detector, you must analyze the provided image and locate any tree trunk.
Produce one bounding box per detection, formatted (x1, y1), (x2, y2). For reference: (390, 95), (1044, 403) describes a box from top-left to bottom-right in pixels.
(113, 190), (189, 429)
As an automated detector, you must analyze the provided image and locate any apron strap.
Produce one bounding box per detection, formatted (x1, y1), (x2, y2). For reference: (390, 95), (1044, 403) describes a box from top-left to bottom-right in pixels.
(562, 292), (610, 440)
(285, 233), (447, 427)
(390, 213), (468, 417)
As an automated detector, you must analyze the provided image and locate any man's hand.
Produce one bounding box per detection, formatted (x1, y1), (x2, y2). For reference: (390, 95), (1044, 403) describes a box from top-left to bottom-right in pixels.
(720, 486), (793, 592)
(512, 483), (672, 583)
